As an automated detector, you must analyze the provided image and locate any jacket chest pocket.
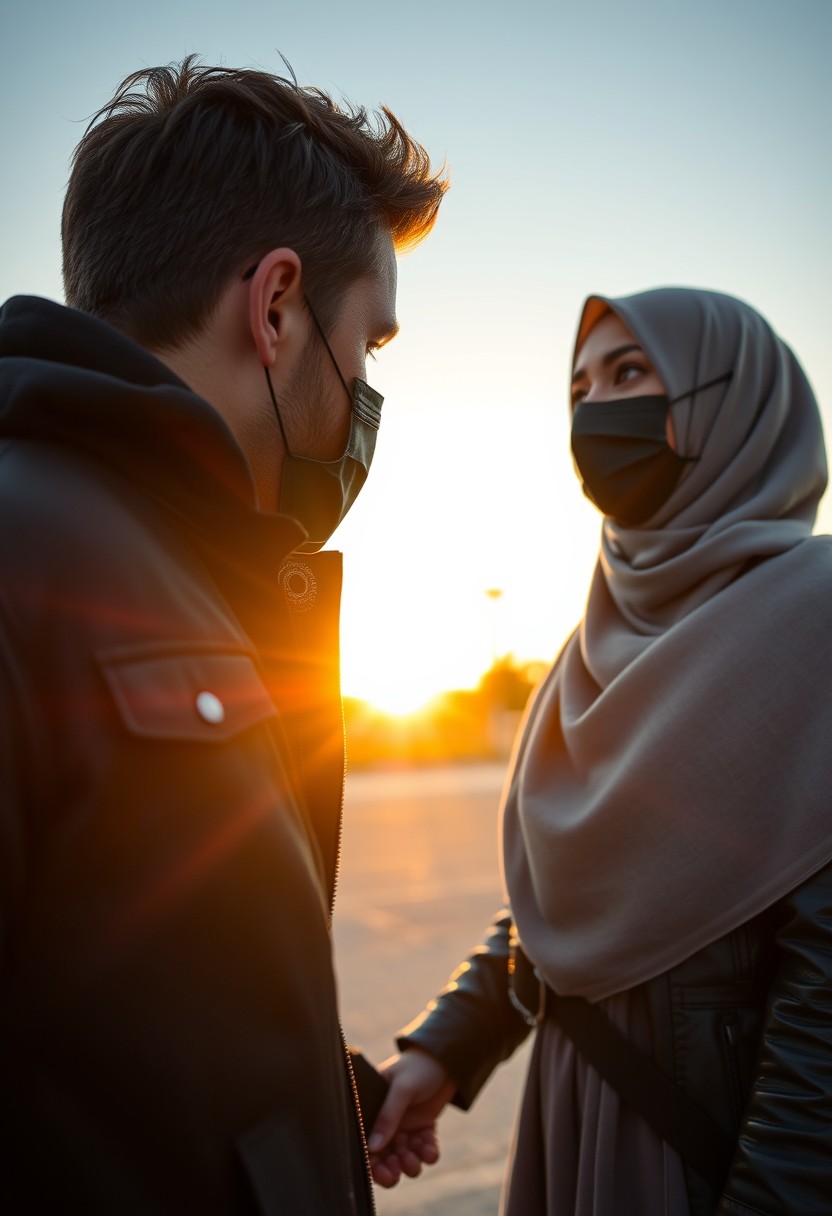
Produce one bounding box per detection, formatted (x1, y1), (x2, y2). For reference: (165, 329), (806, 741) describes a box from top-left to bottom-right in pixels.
(99, 645), (278, 743)
(673, 986), (765, 1134)
(719, 1011), (748, 1124)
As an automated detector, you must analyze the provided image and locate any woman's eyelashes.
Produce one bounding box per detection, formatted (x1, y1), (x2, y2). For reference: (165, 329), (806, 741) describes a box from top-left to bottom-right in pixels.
(615, 361), (648, 385)
(571, 360), (654, 406)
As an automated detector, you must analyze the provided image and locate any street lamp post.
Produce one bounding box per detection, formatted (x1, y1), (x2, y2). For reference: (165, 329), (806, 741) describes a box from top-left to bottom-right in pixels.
(484, 587), (504, 666)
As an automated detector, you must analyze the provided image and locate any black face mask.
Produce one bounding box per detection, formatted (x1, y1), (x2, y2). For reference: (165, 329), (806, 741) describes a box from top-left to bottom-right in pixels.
(570, 374), (732, 527)
(265, 297), (383, 553)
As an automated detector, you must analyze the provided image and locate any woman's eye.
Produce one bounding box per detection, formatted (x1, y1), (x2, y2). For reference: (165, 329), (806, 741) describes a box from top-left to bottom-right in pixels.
(616, 363), (645, 384)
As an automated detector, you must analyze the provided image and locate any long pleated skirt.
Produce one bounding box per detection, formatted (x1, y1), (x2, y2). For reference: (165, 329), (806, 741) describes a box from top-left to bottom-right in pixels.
(501, 987), (690, 1216)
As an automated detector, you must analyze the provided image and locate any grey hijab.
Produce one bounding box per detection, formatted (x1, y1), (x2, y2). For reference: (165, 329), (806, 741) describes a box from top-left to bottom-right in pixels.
(503, 287), (832, 1002)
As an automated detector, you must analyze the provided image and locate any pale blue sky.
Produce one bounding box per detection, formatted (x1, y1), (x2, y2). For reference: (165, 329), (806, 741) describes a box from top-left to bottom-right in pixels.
(2, 0), (829, 703)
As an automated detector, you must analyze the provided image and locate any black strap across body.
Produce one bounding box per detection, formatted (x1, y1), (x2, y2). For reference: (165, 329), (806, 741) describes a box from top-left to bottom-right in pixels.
(509, 942), (735, 1192)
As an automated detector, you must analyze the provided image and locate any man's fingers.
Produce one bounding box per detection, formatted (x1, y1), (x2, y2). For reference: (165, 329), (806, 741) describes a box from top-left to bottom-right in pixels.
(367, 1084), (415, 1153)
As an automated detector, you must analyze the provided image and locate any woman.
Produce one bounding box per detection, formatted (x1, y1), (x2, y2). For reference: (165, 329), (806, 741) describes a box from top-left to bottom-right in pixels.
(368, 287), (832, 1215)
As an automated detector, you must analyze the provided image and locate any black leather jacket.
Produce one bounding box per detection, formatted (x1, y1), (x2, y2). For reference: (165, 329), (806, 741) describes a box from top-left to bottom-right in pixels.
(0, 297), (374, 1214)
(400, 860), (832, 1215)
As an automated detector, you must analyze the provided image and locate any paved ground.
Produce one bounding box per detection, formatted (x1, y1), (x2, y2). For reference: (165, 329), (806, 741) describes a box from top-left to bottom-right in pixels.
(333, 763), (532, 1216)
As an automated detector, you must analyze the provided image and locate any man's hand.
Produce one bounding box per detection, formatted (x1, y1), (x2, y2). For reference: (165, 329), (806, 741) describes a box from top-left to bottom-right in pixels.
(367, 1047), (456, 1188)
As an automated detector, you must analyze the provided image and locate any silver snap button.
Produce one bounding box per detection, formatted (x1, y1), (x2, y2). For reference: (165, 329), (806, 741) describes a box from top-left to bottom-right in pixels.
(196, 690), (225, 724)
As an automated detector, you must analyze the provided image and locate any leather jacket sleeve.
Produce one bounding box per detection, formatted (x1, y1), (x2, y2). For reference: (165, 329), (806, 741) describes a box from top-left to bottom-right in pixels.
(719, 859), (832, 1215)
(396, 910), (530, 1109)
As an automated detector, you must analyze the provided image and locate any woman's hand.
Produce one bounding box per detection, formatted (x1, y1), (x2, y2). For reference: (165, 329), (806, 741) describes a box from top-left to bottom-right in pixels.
(367, 1047), (456, 1188)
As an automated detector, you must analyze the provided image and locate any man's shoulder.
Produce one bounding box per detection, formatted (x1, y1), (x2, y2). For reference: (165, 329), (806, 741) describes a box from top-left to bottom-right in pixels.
(0, 437), (170, 564)
(0, 437), (231, 649)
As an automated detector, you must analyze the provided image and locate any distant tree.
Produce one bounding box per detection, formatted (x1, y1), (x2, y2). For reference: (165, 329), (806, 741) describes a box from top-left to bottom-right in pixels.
(478, 657), (537, 711)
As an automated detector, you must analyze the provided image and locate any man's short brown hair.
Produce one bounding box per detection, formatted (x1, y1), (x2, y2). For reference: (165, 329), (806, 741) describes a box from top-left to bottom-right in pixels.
(62, 55), (447, 350)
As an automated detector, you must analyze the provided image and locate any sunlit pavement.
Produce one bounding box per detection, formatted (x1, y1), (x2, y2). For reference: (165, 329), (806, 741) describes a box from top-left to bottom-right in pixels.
(334, 762), (532, 1215)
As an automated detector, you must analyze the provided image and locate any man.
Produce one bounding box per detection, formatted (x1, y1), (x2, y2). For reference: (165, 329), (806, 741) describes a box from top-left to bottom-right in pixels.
(0, 56), (445, 1214)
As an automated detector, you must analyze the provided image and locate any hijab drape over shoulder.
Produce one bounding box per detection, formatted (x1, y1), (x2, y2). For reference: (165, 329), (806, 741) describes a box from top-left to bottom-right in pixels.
(503, 287), (832, 1002)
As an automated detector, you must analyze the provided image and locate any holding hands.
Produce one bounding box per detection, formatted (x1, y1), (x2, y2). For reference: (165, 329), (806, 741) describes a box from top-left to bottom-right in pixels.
(368, 1047), (456, 1188)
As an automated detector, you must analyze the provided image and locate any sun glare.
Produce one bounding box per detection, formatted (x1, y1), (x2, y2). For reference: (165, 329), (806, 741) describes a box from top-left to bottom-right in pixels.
(339, 622), (489, 716)
(354, 677), (439, 718)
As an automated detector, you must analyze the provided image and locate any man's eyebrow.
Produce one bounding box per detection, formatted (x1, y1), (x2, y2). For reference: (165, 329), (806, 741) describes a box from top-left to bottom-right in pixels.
(373, 320), (400, 348)
(571, 343), (644, 384)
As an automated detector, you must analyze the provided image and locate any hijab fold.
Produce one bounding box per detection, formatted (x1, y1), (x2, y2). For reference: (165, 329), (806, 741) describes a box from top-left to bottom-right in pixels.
(503, 288), (832, 1001)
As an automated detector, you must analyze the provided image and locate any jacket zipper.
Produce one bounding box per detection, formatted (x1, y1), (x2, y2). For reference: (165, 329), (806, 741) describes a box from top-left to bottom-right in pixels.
(332, 704), (376, 1213)
(341, 1024), (377, 1215)
(281, 555), (370, 1209)
(328, 697), (347, 927)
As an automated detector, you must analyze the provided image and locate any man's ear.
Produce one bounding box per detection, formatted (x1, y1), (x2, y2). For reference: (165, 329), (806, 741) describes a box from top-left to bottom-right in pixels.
(247, 248), (304, 367)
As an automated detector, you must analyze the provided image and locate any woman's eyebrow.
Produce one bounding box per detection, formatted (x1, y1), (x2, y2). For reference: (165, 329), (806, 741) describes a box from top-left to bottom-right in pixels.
(572, 343), (645, 384)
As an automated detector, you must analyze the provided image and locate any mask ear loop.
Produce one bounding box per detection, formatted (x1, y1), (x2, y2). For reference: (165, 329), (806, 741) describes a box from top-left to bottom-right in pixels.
(264, 367), (293, 455)
(304, 297), (353, 404)
(241, 260), (297, 456)
(264, 304), (355, 459)
(667, 371), (734, 462)
(264, 300), (353, 458)
(243, 257), (352, 442)
(667, 371), (733, 407)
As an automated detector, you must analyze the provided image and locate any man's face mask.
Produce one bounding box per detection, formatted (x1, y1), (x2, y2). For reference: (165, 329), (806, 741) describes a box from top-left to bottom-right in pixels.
(570, 374), (731, 527)
(266, 301), (383, 553)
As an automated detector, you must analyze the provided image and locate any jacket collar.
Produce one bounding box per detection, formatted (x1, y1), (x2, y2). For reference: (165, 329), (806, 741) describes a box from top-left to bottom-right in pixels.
(0, 295), (307, 568)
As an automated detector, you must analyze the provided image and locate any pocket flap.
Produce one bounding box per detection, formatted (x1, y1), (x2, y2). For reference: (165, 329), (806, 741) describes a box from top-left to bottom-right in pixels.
(100, 647), (276, 743)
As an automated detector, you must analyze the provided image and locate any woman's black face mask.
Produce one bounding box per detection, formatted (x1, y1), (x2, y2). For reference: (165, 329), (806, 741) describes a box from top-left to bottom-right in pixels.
(570, 374), (731, 527)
